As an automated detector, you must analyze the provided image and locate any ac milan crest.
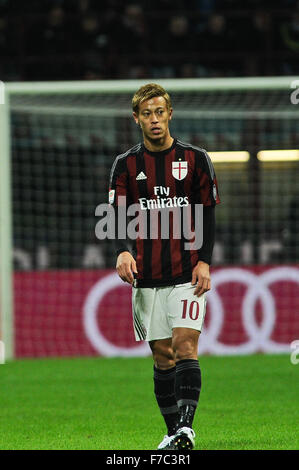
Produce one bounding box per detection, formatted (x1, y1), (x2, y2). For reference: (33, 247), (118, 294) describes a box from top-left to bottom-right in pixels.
(172, 161), (188, 180)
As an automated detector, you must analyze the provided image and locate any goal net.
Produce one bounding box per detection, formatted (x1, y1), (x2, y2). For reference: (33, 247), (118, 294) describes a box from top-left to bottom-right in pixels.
(1, 77), (299, 358)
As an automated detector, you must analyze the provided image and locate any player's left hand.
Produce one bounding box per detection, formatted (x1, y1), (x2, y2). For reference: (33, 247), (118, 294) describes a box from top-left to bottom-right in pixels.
(191, 261), (211, 297)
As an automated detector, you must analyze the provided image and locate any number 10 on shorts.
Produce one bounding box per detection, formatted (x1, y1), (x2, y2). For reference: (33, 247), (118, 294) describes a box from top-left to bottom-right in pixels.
(181, 299), (200, 320)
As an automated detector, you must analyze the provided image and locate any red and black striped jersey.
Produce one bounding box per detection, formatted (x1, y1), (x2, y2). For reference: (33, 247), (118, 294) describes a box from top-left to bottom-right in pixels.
(109, 138), (220, 287)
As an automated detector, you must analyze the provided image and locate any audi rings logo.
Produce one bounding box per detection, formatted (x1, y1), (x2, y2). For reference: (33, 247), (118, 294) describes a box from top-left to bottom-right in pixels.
(83, 267), (299, 357)
(200, 267), (299, 355)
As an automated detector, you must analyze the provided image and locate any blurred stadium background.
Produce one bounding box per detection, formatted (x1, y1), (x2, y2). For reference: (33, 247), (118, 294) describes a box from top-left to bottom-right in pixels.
(0, 0), (299, 361)
(1, 0), (299, 80)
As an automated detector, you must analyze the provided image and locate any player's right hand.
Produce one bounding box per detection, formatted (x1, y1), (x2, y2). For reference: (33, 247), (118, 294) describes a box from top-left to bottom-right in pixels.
(116, 251), (138, 285)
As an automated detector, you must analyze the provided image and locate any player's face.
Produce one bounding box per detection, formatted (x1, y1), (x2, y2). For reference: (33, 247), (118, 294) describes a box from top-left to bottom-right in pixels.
(133, 96), (173, 144)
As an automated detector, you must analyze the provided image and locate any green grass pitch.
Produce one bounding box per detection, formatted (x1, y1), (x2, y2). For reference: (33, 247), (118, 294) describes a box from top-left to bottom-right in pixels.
(0, 354), (298, 450)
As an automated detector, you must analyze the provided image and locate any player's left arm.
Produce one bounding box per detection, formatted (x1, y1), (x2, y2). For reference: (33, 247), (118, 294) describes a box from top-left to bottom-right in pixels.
(192, 206), (215, 297)
(192, 150), (220, 297)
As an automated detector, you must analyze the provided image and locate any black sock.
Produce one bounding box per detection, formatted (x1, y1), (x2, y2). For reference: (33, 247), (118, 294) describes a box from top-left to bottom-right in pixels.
(175, 359), (201, 429)
(154, 366), (179, 436)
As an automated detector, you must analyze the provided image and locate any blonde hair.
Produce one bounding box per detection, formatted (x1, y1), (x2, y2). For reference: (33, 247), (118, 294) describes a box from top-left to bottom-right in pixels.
(132, 83), (172, 114)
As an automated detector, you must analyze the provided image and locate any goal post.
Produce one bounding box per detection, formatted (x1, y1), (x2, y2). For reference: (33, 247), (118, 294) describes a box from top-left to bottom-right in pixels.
(1, 76), (298, 359)
(5, 76), (297, 94)
(0, 84), (13, 361)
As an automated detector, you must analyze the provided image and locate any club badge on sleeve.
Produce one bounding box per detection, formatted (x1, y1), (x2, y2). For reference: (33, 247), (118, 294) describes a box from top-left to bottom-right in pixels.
(109, 189), (115, 204)
(213, 183), (217, 201)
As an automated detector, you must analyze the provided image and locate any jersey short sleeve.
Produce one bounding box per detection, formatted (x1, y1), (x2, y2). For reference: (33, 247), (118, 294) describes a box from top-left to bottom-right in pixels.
(109, 154), (131, 256)
(193, 150), (220, 207)
(109, 154), (129, 208)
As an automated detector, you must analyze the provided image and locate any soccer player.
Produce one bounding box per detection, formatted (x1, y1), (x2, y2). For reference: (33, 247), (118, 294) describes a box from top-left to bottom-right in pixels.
(109, 83), (220, 450)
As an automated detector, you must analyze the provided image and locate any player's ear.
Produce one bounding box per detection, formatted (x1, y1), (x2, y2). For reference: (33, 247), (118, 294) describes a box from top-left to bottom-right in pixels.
(168, 107), (173, 121)
(132, 112), (139, 125)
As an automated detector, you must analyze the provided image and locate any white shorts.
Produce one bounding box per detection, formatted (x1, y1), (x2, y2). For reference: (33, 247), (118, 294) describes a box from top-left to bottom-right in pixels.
(132, 282), (207, 342)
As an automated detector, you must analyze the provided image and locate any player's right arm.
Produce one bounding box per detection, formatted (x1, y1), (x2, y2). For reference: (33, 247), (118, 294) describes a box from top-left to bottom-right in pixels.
(109, 155), (137, 285)
(116, 251), (137, 285)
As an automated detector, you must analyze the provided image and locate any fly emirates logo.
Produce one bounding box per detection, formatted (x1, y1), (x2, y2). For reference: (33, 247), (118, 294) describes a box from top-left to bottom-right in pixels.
(139, 186), (189, 210)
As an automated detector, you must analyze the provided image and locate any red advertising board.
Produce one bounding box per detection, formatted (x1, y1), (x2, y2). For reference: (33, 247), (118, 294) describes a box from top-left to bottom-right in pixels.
(14, 266), (299, 357)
